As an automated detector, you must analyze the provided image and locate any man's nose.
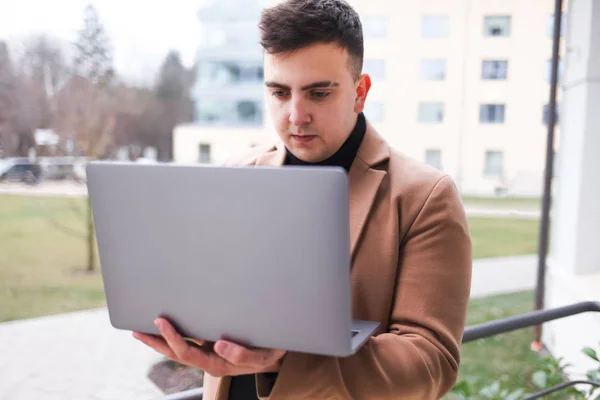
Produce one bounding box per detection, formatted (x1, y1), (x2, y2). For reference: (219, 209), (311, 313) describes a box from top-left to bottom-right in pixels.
(289, 99), (311, 126)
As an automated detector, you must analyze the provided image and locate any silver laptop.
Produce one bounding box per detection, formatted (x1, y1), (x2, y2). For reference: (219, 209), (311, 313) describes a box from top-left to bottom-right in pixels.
(86, 161), (379, 357)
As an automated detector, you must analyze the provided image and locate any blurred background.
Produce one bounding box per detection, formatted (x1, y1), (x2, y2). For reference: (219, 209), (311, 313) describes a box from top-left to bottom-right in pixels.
(0, 0), (598, 399)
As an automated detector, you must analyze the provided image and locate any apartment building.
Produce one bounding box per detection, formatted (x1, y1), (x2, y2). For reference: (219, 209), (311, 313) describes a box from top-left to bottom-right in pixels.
(174, 0), (565, 197)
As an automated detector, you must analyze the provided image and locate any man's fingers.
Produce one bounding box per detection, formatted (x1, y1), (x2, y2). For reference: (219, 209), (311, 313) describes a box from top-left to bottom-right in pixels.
(214, 340), (285, 369)
(154, 318), (215, 369)
(133, 332), (176, 359)
(141, 319), (283, 375)
(190, 339), (206, 347)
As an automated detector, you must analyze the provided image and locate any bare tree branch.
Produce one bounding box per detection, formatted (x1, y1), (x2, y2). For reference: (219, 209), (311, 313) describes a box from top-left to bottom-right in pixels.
(46, 216), (86, 240)
(68, 197), (86, 219)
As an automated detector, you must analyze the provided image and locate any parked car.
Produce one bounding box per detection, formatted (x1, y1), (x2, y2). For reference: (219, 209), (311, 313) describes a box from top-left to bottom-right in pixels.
(0, 159), (41, 183)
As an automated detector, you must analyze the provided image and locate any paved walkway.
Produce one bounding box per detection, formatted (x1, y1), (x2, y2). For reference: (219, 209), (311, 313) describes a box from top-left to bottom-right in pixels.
(0, 182), (542, 220)
(0, 309), (164, 400)
(0, 255), (537, 400)
(465, 207), (541, 219)
(471, 254), (537, 298)
(0, 181), (87, 198)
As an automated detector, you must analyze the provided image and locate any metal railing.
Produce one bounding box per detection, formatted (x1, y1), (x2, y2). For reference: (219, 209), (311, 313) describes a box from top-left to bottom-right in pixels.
(462, 301), (600, 343)
(153, 301), (600, 400)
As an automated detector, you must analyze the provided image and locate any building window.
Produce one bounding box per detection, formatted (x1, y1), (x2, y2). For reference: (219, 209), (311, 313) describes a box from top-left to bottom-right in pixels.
(239, 63), (264, 82)
(363, 16), (388, 38)
(363, 101), (384, 122)
(421, 15), (449, 38)
(482, 60), (508, 80)
(196, 99), (263, 126)
(418, 103), (444, 123)
(480, 104), (505, 124)
(363, 59), (386, 80)
(420, 59), (446, 81)
(199, 144), (211, 164)
(484, 151), (504, 177)
(237, 101), (260, 122)
(425, 149), (442, 170)
(547, 13), (567, 38)
(543, 104), (560, 125)
(197, 60), (263, 86)
(545, 59), (564, 83)
(484, 16), (511, 37)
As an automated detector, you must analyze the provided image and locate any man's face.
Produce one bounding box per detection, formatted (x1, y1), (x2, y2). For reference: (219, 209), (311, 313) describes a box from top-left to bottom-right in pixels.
(263, 43), (371, 163)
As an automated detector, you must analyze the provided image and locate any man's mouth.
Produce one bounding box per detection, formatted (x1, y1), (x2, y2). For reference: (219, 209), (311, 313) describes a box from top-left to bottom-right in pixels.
(291, 134), (317, 143)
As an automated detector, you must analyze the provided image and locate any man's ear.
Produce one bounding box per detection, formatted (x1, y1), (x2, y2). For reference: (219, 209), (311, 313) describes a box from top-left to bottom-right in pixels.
(354, 74), (372, 114)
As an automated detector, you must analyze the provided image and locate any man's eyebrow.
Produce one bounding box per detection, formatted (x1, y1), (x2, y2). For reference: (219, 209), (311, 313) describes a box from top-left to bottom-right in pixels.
(264, 81), (340, 91)
(301, 81), (340, 90)
(265, 81), (290, 90)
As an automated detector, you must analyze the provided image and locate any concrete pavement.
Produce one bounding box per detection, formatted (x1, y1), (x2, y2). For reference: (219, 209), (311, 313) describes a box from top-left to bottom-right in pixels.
(0, 181), (542, 219)
(0, 181), (87, 198)
(470, 254), (537, 298)
(465, 207), (541, 219)
(0, 309), (164, 400)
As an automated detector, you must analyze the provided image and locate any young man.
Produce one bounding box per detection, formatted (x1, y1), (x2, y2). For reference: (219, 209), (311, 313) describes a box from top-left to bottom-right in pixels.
(134, 0), (472, 399)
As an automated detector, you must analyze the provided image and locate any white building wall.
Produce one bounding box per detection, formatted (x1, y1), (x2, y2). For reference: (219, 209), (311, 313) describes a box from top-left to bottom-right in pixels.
(543, 0), (600, 379)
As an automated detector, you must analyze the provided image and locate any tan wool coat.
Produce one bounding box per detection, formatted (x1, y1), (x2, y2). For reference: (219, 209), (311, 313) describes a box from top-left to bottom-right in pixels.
(202, 122), (472, 400)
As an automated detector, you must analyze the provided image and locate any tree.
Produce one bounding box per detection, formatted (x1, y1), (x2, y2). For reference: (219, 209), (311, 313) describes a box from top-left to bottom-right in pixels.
(18, 35), (70, 103)
(0, 40), (41, 157)
(13, 35), (71, 147)
(109, 51), (195, 162)
(0, 41), (16, 156)
(73, 4), (113, 85)
(52, 4), (116, 272)
(58, 3), (115, 159)
(152, 50), (195, 160)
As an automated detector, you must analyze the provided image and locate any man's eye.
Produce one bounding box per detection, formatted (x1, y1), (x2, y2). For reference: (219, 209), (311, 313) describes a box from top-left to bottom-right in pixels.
(272, 91), (289, 98)
(311, 91), (330, 99)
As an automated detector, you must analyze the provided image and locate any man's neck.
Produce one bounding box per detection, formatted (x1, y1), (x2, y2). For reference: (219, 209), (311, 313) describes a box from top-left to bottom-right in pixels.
(284, 113), (366, 173)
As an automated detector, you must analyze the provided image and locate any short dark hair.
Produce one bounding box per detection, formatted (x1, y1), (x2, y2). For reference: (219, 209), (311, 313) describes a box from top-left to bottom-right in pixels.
(259, 0), (364, 80)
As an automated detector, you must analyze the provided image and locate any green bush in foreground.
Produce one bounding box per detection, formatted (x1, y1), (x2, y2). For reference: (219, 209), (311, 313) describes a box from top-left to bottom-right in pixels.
(450, 343), (600, 400)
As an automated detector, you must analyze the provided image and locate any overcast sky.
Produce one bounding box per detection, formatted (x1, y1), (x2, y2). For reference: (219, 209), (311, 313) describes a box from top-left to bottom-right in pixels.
(0, 0), (205, 85)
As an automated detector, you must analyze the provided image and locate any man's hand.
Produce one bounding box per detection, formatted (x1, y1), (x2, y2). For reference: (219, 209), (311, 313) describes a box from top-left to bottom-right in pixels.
(133, 318), (287, 378)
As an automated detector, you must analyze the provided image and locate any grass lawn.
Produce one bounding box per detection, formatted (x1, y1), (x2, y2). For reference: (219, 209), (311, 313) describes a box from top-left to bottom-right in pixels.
(450, 291), (551, 397)
(468, 217), (540, 259)
(0, 194), (105, 322)
(462, 195), (542, 211)
(1, 194), (540, 322)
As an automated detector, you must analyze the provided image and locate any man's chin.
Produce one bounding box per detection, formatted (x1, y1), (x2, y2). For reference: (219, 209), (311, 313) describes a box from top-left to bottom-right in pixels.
(289, 147), (327, 163)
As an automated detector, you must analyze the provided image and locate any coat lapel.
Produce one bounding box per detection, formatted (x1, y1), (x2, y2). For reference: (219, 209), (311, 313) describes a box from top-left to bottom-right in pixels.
(348, 122), (390, 259)
(348, 160), (386, 259)
(255, 141), (286, 167)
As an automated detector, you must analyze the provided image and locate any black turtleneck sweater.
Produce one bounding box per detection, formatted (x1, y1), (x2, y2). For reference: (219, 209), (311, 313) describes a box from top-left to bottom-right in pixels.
(227, 113), (367, 400)
(284, 112), (366, 172)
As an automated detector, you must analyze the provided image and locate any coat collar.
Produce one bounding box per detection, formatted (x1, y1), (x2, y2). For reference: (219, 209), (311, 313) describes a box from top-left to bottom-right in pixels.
(255, 120), (390, 258)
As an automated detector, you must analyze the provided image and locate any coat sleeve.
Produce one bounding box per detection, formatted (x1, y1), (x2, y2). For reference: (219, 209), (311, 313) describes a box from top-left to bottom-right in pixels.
(255, 175), (472, 400)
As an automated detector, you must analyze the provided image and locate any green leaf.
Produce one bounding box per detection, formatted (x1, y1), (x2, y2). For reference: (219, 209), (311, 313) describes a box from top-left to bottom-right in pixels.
(505, 389), (525, 400)
(583, 347), (600, 362)
(479, 381), (501, 398)
(451, 380), (472, 396)
(587, 370), (600, 381)
(532, 370), (548, 389)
